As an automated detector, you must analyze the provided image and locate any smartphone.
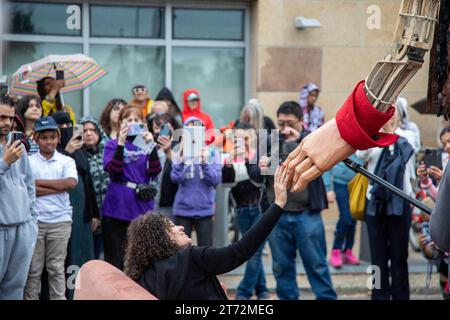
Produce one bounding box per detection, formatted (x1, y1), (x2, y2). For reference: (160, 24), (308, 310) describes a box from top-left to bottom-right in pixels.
(128, 123), (145, 136)
(56, 70), (64, 80)
(423, 148), (442, 169)
(159, 123), (171, 138)
(7, 131), (24, 144)
(73, 124), (83, 140)
(0, 84), (8, 96)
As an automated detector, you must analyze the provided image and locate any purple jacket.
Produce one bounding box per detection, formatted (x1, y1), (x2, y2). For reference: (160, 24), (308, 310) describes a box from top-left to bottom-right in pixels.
(170, 158), (222, 218)
(102, 139), (161, 222)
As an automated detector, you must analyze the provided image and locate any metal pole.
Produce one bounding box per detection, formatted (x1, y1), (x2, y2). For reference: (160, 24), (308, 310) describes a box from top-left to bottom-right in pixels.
(343, 159), (433, 215)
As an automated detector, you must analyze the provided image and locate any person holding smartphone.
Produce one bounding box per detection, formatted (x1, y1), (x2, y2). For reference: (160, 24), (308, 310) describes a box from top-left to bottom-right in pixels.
(102, 106), (161, 270)
(36, 73), (76, 124)
(170, 117), (222, 247)
(0, 95), (38, 300)
(15, 95), (43, 155)
(147, 113), (179, 218)
(417, 126), (450, 200)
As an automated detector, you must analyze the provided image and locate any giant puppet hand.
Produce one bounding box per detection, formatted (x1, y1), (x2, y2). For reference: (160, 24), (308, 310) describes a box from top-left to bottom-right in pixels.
(284, 0), (440, 192)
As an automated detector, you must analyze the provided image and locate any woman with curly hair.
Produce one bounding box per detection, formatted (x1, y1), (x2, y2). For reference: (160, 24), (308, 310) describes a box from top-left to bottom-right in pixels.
(124, 166), (289, 300)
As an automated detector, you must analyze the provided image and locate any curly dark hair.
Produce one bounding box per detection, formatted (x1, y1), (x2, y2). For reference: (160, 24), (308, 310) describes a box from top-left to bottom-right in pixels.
(124, 213), (179, 282)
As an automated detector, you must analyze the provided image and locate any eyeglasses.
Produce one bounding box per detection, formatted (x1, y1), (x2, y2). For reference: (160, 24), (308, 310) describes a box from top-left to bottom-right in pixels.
(277, 120), (298, 128)
(133, 87), (148, 94)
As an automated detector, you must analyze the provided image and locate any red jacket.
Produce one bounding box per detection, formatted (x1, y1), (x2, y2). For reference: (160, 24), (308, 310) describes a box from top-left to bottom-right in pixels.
(181, 89), (215, 132)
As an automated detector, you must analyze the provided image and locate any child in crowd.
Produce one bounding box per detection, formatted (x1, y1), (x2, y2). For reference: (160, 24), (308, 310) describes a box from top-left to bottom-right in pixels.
(171, 117), (221, 246)
(24, 117), (78, 300)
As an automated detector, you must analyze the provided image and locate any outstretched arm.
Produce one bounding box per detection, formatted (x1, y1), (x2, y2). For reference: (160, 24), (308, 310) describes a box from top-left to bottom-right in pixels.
(190, 166), (288, 276)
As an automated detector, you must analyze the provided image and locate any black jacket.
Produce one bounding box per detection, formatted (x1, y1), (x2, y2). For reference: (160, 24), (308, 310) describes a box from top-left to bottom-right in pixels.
(159, 159), (179, 207)
(222, 163), (262, 206)
(248, 129), (328, 213)
(139, 203), (283, 299)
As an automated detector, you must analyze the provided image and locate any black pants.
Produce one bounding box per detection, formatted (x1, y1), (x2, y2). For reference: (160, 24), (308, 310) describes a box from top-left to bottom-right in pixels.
(102, 217), (130, 271)
(366, 202), (412, 300)
(174, 216), (213, 247)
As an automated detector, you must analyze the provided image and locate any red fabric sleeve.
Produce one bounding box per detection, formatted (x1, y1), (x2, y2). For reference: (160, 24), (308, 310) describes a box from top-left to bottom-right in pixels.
(335, 80), (399, 150)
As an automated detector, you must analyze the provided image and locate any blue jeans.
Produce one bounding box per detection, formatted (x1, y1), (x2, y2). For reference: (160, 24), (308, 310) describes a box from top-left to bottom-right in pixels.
(235, 204), (268, 299)
(269, 210), (337, 300)
(333, 182), (357, 250)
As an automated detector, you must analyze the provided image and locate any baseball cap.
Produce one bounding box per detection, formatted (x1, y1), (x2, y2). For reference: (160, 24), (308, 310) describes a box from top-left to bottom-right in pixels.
(187, 92), (199, 101)
(34, 116), (59, 132)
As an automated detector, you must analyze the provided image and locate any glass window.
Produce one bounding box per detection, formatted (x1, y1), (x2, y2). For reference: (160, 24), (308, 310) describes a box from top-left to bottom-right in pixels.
(89, 44), (165, 118)
(90, 5), (164, 38)
(173, 9), (244, 40)
(2, 41), (83, 120)
(172, 47), (245, 128)
(3, 1), (82, 36)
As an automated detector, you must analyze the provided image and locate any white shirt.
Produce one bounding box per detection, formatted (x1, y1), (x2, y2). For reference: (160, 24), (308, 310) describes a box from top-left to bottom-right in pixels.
(29, 150), (78, 224)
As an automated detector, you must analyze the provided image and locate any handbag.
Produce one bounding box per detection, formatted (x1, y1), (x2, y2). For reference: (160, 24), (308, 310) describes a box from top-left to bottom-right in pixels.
(118, 180), (158, 202)
(348, 173), (369, 221)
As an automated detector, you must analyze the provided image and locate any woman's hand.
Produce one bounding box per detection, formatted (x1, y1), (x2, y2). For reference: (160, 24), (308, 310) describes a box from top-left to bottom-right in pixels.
(259, 155), (270, 169)
(281, 127), (301, 142)
(142, 131), (154, 143)
(65, 135), (83, 154)
(274, 165), (289, 208)
(118, 122), (129, 146)
(326, 191), (336, 204)
(157, 135), (171, 153)
(283, 119), (356, 192)
(48, 79), (65, 100)
(416, 162), (428, 179)
(427, 166), (443, 183)
(200, 148), (210, 164)
(92, 218), (100, 232)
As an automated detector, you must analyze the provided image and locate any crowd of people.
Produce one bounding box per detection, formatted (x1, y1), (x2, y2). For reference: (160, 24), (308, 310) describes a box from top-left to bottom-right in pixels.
(0, 75), (449, 301)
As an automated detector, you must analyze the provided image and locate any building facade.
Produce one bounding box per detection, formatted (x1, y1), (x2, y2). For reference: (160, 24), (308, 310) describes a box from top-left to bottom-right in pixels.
(0, 0), (440, 145)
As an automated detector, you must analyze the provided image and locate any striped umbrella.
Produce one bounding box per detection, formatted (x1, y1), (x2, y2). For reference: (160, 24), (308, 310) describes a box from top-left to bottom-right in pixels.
(9, 53), (106, 96)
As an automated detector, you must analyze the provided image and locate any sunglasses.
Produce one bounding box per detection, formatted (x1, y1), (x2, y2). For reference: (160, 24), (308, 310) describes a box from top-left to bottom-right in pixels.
(133, 87), (148, 93)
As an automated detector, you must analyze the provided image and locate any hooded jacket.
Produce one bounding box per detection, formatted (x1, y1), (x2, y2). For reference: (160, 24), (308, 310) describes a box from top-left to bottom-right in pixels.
(80, 116), (110, 213)
(181, 89), (215, 132)
(299, 83), (325, 131)
(155, 87), (183, 125)
(51, 112), (100, 223)
(396, 97), (421, 152)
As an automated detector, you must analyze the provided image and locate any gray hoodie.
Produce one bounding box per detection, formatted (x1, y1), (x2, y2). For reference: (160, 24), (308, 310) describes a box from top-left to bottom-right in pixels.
(0, 143), (37, 226)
